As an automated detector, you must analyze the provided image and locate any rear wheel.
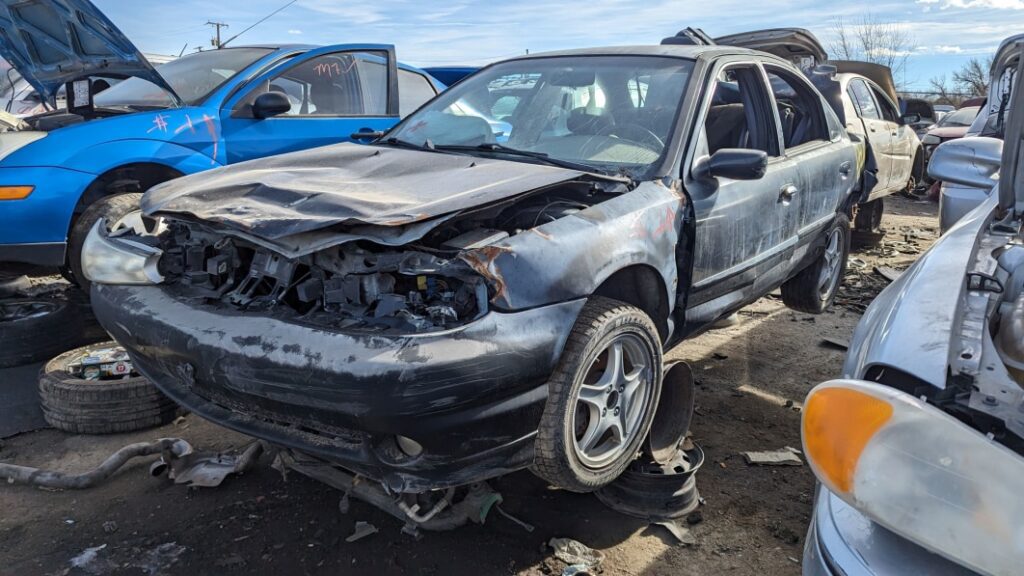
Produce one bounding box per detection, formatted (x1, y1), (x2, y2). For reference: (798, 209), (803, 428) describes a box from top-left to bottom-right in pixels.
(781, 213), (850, 314)
(533, 296), (663, 492)
(66, 193), (144, 292)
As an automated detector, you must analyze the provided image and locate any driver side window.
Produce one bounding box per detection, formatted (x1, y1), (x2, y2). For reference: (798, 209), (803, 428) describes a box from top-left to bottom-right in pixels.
(702, 65), (779, 156)
(234, 51), (388, 117)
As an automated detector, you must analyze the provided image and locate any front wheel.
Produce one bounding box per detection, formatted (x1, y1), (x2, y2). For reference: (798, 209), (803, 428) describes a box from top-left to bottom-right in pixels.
(66, 193), (144, 292)
(781, 213), (850, 314)
(532, 296), (663, 492)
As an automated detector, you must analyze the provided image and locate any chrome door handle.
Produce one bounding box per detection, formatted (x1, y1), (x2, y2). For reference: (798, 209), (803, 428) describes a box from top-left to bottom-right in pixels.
(839, 161), (852, 176)
(779, 184), (798, 202)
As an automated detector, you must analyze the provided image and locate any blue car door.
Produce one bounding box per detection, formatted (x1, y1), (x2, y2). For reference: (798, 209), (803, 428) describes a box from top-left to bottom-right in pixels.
(219, 44), (399, 164)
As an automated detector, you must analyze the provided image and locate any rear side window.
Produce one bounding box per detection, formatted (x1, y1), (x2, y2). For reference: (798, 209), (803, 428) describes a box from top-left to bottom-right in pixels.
(765, 67), (828, 148)
(848, 79), (879, 120)
(398, 70), (438, 116)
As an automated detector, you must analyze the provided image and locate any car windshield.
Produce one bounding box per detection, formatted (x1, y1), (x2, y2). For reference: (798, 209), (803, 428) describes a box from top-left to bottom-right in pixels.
(385, 55), (695, 178)
(938, 106), (980, 128)
(94, 47), (274, 108)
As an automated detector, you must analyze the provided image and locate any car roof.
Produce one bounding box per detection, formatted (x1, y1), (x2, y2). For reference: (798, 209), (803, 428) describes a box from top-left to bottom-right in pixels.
(501, 44), (763, 61)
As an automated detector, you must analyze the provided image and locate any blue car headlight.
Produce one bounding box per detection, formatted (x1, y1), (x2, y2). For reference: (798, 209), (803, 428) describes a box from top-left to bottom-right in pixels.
(81, 215), (164, 285)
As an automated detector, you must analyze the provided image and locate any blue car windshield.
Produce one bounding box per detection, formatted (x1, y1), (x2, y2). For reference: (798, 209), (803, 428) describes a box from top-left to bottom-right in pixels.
(386, 55), (695, 178)
(95, 47), (274, 108)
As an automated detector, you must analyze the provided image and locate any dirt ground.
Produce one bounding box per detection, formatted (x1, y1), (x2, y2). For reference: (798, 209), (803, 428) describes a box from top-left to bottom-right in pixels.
(0, 196), (939, 576)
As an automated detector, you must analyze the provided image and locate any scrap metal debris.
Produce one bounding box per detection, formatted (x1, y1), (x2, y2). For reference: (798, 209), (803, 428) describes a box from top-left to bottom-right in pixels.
(743, 447), (803, 466)
(820, 337), (850, 351)
(548, 537), (605, 570)
(345, 521), (378, 543)
(153, 441), (265, 488)
(654, 520), (697, 546)
(874, 266), (902, 283)
(0, 438), (192, 489)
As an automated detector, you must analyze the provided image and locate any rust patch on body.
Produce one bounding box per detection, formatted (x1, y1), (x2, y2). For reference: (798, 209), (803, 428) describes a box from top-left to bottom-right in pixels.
(460, 245), (512, 304)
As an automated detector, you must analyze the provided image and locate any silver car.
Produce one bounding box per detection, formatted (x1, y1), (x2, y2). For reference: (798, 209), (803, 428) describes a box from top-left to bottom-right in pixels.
(938, 35), (1023, 233)
(801, 39), (1024, 575)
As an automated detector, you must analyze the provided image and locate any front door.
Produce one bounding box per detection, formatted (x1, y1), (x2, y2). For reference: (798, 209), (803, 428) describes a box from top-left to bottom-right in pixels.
(219, 46), (399, 164)
(686, 61), (801, 316)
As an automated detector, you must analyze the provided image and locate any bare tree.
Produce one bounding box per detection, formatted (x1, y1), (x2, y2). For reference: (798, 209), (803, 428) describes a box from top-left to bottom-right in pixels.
(829, 16), (915, 87)
(928, 75), (962, 106)
(952, 56), (992, 97)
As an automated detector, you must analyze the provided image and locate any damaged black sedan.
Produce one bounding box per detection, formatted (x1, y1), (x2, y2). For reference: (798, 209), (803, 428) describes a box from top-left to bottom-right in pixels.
(86, 45), (857, 495)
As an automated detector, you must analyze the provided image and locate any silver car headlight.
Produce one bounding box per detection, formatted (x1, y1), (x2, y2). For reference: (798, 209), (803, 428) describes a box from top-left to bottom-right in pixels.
(921, 134), (941, 146)
(803, 380), (1024, 576)
(81, 216), (164, 285)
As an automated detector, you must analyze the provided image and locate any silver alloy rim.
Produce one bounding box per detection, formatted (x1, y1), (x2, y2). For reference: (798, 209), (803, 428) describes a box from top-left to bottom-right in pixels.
(817, 229), (843, 300)
(572, 333), (655, 469)
(0, 300), (57, 322)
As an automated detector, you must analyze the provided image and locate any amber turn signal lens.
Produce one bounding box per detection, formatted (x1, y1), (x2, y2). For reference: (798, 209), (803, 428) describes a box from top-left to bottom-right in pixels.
(803, 386), (893, 494)
(0, 186), (33, 200)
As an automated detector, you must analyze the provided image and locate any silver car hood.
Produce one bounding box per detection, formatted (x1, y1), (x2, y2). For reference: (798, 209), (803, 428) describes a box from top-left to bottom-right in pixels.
(843, 195), (997, 387)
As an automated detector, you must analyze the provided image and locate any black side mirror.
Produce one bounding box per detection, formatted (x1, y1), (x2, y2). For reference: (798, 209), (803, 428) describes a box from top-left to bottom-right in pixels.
(901, 113), (921, 125)
(696, 148), (768, 181)
(252, 92), (291, 119)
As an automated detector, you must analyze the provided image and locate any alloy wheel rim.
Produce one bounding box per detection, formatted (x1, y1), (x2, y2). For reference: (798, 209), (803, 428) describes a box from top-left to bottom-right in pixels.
(817, 229), (843, 300)
(572, 333), (655, 469)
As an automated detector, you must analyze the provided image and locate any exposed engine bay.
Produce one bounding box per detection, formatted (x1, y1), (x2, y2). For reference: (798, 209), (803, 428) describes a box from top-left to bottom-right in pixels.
(152, 180), (613, 333)
(935, 220), (1024, 454)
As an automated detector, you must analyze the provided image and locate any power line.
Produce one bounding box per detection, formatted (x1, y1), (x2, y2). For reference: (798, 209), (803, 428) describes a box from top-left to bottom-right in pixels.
(220, 0), (298, 48)
(206, 21), (229, 49)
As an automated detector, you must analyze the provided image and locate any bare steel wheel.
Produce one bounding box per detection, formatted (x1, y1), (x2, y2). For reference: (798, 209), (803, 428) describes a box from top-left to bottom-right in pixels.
(572, 333), (656, 469)
(533, 296), (663, 492)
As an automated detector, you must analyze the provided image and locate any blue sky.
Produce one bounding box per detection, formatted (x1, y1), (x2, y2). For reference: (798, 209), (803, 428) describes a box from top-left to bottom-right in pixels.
(96, 0), (1024, 90)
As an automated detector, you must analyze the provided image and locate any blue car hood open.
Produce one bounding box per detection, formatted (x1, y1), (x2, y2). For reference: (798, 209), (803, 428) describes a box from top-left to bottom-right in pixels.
(0, 0), (180, 105)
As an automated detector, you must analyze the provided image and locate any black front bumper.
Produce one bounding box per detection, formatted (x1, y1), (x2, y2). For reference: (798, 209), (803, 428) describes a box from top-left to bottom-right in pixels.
(92, 284), (585, 493)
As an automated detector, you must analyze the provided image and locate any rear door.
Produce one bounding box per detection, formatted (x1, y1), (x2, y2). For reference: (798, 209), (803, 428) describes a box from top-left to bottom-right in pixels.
(763, 63), (851, 243)
(870, 84), (917, 190)
(219, 45), (399, 164)
(848, 77), (894, 190)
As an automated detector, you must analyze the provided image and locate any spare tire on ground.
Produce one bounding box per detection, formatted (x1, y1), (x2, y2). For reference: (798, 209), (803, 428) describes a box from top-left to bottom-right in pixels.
(39, 342), (180, 434)
(0, 289), (107, 368)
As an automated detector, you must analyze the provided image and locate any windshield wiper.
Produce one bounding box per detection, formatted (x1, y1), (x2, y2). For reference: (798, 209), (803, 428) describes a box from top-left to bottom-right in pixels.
(436, 143), (613, 176)
(378, 137), (436, 152)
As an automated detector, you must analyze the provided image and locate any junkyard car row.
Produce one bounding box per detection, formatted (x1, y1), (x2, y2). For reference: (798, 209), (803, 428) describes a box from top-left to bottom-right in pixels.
(1, 0), (1023, 574)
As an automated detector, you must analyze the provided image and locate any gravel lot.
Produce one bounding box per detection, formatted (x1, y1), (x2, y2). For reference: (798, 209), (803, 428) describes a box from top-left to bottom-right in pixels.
(0, 196), (939, 576)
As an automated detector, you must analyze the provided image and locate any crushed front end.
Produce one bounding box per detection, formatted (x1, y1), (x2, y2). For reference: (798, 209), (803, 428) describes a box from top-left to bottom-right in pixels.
(88, 166), (623, 493)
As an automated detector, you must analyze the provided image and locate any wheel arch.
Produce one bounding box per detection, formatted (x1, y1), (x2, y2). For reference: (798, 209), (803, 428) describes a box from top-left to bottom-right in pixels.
(69, 162), (185, 235)
(592, 264), (671, 342)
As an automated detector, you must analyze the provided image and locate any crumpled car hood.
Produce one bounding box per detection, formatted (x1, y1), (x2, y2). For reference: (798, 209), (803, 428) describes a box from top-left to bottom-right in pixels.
(142, 142), (586, 242)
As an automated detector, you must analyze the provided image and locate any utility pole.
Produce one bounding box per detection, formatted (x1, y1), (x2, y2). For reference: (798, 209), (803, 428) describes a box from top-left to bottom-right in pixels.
(206, 21), (229, 49)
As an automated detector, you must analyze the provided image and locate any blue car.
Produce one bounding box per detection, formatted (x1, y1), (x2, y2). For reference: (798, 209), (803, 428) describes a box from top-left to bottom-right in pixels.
(0, 0), (442, 288)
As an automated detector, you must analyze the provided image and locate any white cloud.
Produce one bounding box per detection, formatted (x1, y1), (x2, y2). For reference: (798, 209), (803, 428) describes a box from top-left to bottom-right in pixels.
(917, 0), (1024, 8)
(287, 29), (303, 35)
(934, 44), (964, 53)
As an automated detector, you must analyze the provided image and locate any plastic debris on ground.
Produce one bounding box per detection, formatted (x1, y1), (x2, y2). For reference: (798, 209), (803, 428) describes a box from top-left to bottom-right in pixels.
(742, 446), (803, 466)
(548, 537), (605, 571)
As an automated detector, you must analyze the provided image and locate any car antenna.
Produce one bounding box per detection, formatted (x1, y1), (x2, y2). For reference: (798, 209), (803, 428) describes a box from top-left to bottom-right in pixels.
(219, 0), (298, 48)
